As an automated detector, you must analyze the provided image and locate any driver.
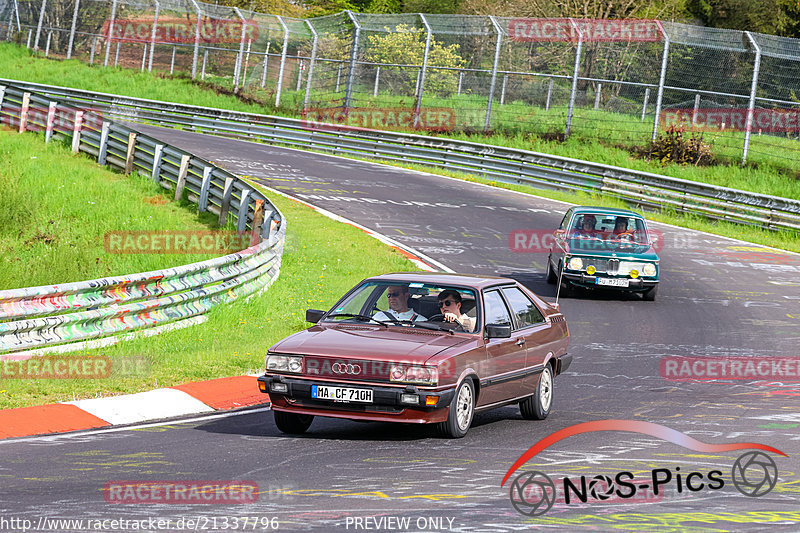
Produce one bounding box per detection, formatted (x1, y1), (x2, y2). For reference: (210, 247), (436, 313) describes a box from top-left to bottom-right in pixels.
(612, 217), (633, 238)
(373, 285), (427, 323)
(436, 290), (476, 332)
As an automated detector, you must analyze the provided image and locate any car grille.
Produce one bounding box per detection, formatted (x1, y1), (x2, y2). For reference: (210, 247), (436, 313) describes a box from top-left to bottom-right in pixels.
(581, 258), (648, 276)
(304, 356), (391, 382)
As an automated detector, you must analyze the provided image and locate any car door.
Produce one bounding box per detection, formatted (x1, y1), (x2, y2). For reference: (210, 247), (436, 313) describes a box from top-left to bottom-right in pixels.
(500, 286), (551, 395)
(480, 288), (528, 407)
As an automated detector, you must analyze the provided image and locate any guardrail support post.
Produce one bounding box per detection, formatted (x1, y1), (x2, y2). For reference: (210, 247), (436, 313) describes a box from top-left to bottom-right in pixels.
(103, 0), (118, 66)
(33, 0), (45, 50)
(148, 0), (159, 72)
(414, 13), (432, 129)
(45, 101), (56, 142)
(545, 77), (553, 110)
(641, 88), (650, 121)
(175, 154), (190, 201)
(344, 10), (361, 113)
(125, 132), (137, 175)
(218, 177), (234, 226)
(742, 31), (762, 166)
(237, 188), (252, 233)
(0, 86), (5, 112)
(251, 199), (264, 245)
(652, 21), (669, 140)
(233, 7), (248, 91)
(593, 83), (601, 110)
(19, 92), (30, 133)
(151, 143), (163, 183)
(72, 110), (83, 153)
(304, 22), (317, 111)
(274, 15), (289, 107)
(484, 16), (503, 133)
(98, 121), (110, 165)
(189, 0), (201, 79)
(198, 166), (212, 211)
(565, 18), (583, 138)
(66, 0), (79, 59)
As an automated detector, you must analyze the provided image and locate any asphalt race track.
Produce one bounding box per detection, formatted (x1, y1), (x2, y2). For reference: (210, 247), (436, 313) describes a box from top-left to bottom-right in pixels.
(1, 126), (799, 532)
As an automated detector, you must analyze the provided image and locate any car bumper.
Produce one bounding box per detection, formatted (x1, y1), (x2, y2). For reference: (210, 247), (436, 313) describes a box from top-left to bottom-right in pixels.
(563, 272), (658, 291)
(257, 374), (456, 424)
(557, 354), (572, 375)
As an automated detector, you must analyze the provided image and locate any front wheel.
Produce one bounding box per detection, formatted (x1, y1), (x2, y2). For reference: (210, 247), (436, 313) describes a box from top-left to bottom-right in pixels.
(642, 284), (658, 301)
(520, 365), (553, 420)
(438, 379), (475, 438)
(546, 255), (557, 284)
(273, 410), (314, 434)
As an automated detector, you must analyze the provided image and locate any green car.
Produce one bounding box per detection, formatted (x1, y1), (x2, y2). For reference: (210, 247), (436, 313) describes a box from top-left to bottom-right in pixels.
(546, 207), (660, 301)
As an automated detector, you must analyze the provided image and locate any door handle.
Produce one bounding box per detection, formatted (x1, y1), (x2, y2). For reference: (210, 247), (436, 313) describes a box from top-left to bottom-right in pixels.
(515, 338), (526, 346)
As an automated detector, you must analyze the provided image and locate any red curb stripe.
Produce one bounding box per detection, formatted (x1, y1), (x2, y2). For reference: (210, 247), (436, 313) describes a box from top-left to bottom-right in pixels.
(172, 375), (269, 410)
(0, 404), (110, 439)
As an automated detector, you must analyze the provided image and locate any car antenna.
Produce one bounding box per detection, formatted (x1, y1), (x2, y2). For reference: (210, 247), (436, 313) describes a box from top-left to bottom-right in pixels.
(555, 257), (565, 306)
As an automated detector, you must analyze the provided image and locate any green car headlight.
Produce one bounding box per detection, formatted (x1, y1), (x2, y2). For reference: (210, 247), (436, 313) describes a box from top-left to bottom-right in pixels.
(643, 263), (657, 276)
(568, 257), (583, 270)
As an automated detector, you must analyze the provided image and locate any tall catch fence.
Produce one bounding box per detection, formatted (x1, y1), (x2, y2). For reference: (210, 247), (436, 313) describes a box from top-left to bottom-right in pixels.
(2, 1), (800, 170)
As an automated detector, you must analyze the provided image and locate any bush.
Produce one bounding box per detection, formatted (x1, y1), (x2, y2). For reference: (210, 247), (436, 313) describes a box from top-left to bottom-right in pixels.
(639, 124), (715, 166)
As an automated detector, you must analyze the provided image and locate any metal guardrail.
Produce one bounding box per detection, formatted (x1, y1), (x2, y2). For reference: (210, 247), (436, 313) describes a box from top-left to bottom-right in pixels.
(2, 78), (798, 233)
(0, 83), (285, 354)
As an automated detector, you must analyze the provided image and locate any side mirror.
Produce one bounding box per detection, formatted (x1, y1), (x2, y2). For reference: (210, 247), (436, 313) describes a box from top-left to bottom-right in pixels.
(485, 323), (512, 339)
(305, 309), (326, 324)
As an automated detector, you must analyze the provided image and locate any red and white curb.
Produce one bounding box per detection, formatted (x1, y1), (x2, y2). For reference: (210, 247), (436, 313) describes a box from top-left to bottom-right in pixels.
(0, 375), (268, 440)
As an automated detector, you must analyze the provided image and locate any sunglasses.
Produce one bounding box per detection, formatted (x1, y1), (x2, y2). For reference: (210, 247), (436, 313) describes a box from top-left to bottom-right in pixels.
(387, 292), (404, 298)
(438, 300), (456, 307)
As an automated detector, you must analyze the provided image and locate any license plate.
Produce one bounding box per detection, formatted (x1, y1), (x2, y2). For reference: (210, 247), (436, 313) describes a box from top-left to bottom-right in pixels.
(597, 278), (630, 287)
(311, 385), (373, 403)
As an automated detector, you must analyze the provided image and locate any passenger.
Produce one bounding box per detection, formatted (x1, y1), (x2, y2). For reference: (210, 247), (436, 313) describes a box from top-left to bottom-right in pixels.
(437, 290), (476, 332)
(373, 285), (427, 322)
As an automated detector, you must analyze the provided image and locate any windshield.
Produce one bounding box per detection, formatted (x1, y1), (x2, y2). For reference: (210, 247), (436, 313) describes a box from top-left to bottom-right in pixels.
(323, 281), (480, 333)
(567, 213), (650, 249)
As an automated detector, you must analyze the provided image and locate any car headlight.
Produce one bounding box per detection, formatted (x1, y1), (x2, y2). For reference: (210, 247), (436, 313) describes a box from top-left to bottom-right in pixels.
(643, 263), (657, 276)
(568, 257), (583, 270)
(266, 354), (304, 373)
(390, 364), (438, 385)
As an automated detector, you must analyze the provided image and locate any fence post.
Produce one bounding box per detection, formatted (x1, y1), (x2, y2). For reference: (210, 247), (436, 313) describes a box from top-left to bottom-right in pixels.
(484, 16), (503, 133)
(189, 0), (201, 79)
(44, 30), (51, 56)
(103, 0), (118, 66)
(97, 121), (110, 165)
(198, 166), (212, 211)
(275, 15), (289, 107)
(545, 77), (553, 110)
(89, 36), (97, 64)
(742, 31), (761, 166)
(691, 93), (701, 125)
(66, 0), (79, 59)
(141, 44), (147, 70)
(565, 18), (583, 138)
(296, 58), (303, 91)
(233, 7), (248, 91)
(170, 46), (176, 74)
(125, 132), (137, 175)
(304, 21), (317, 111)
(114, 41), (120, 67)
(72, 111), (83, 153)
(344, 10), (361, 113)
(593, 83), (601, 110)
(414, 13), (432, 128)
(336, 64), (342, 92)
(373, 66), (380, 97)
(45, 101), (56, 142)
(500, 74), (508, 105)
(201, 50), (207, 79)
(18, 92), (29, 133)
(33, 0), (46, 50)
(457, 71), (463, 95)
(652, 21), (670, 139)
(148, 0), (159, 72)
(26, 29), (31, 48)
(641, 87), (650, 121)
(174, 154), (190, 201)
(218, 177), (234, 226)
(151, 143), (163, 183)
(260, 41), (270, 88)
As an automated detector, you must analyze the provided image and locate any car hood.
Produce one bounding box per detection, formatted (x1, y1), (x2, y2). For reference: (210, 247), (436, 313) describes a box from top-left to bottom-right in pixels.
(270, 325), (471, 362)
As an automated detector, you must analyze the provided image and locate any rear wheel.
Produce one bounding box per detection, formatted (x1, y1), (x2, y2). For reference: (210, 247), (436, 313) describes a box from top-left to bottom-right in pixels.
(642, 284), (658, 301)
(273, 411), (314, 435)
(438, 379), (475, 439)
(546, 255), (557, 284)
(520, 365), (553, 420)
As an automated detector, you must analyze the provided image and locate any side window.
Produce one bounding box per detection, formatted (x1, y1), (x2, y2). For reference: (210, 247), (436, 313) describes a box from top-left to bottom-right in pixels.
(502, 287), (545, 329)
(558, 211), (572, 230)
(483, 290), (512, 326)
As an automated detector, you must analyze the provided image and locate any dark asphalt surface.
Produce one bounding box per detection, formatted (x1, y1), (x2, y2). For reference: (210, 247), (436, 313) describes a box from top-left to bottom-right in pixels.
(1, 126), (799, 533)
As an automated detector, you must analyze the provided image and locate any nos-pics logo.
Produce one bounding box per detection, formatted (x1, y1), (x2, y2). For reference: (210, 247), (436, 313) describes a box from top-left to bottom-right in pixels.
(501, 420), (784, 517)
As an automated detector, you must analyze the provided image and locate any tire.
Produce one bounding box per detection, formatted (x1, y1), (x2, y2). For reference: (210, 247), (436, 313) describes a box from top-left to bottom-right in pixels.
(273, 410), (314, 435)
(546, 255), (557, 284)
(520, 365), (553, 420)
(438, 379), (475, 439)
(642, 284), (658, 302)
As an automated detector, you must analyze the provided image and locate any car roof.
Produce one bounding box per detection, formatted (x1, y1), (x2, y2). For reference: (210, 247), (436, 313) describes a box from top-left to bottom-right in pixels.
(365, 272), (517, 290)
(571, 206), (645, 218)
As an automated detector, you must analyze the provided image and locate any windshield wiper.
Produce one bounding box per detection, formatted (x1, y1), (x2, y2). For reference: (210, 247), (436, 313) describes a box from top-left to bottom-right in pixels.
(393, 320), (454, 334)
(325, 313), (390, 327)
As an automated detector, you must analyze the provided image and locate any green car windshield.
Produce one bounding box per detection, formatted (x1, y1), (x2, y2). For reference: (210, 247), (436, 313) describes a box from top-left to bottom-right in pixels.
(568, 213), (650, 248)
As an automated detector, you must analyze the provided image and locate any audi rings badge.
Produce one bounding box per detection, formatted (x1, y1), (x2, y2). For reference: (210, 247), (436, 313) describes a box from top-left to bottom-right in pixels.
(332, 363), (362, 375)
